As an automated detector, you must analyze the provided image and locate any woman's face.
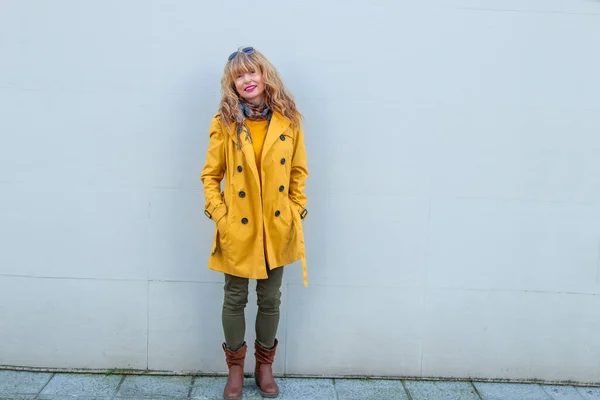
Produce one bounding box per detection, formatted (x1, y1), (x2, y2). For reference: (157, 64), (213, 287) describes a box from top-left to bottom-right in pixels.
(234, 70), (265, 105)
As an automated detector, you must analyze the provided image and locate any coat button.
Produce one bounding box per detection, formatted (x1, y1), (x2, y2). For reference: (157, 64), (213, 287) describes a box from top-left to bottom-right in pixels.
(239, 191), (246, 198)
(279, 185), (285, 192)
(237, 165), (243, 172)
(275, 210), (281, 217)
(280, 158), (286, 165)
(280, 134), (285, 141)
(241, 218), (248, 224)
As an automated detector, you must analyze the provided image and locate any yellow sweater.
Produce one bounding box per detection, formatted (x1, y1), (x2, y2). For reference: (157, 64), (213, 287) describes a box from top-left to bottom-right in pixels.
(245, 119), (269, 173)
(245, 119), (270, 252)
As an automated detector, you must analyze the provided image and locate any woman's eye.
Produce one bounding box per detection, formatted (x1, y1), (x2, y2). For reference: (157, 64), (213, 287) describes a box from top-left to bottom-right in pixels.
(250, 71), (256, 74)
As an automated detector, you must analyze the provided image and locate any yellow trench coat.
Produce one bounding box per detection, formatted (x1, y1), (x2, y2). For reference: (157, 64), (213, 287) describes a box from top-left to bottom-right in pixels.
(200, 112), (309, 286)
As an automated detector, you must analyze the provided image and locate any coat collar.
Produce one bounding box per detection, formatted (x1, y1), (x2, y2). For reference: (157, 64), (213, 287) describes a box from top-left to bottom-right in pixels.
(224, 112), (291, 185)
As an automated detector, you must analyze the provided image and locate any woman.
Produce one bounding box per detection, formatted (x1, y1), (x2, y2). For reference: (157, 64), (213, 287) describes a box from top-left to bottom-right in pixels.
(200, 47), (308, 399)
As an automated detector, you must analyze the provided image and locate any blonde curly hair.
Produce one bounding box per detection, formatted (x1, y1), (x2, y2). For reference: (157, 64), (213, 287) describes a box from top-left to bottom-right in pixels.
(218, 47), (302, 129)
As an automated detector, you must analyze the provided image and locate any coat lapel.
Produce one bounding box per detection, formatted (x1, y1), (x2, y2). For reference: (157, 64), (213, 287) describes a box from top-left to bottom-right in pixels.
(223, 121), (261, 186)
(261, 112), (291, 168)
(222, 112), (290, 188)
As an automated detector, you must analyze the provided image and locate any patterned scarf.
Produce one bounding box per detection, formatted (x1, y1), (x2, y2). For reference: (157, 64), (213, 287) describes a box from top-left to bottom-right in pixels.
(235, 101), (273, 150)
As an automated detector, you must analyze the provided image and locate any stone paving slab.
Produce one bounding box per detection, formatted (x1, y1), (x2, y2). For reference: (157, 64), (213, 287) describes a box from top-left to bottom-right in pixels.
(578, 386), (600, 400)
(475, 382), (552, 400)
(37, 373), (122, 400)
(405, 380), (480, 400)
(335, 379), (409, 400)
(542, 384), (589, 400)
(191, 377), (338, 400)
(277, 378), (337, 400)
(114, 375), (192, 399)
(190, 376), (262, 400)
(0, 370), (52, 397)
(0, 395), (37, 400)
(34, 397), (113, 400)
(1, 370), (600, 400)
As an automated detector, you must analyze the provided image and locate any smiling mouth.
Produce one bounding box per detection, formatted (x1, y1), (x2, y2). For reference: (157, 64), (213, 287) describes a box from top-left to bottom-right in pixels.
(245, 85), (257, 92)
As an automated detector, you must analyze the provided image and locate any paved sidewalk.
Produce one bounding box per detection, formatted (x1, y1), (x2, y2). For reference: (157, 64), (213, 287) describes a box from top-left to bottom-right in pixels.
(1, 370), (600, 400)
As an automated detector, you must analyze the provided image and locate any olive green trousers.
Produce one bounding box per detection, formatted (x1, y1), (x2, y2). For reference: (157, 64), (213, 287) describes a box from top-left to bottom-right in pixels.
(222, 266), (284, 351)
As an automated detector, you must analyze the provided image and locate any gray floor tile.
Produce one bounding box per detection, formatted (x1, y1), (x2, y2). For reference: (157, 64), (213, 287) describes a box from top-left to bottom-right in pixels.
(34, 397), (112, 400)
(335, 379), (409, 400)
(0, 395), (37, 400)
(0, 370), (597, 400)
(542, 385), (588, 400)
(37, 373), (122, 399)
(577, 386), (600, 400)
(405, 380), (480, 400)
(115, 375), (192, 399)
(0, 370), (53, 395)
(278, 378), (337, 400)
(191, 377), (262, 399)
(475, 382), (552, 400)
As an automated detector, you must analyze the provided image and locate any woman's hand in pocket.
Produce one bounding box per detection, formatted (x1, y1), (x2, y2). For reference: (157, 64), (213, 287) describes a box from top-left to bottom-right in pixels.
(217, 214), (227, 237)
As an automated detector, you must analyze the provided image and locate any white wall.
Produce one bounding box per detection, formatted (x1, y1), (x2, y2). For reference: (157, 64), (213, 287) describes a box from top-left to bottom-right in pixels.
(1, 0), (599, 383)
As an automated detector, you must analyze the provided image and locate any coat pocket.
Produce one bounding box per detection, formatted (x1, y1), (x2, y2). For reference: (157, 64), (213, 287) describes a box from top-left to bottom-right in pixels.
(211, 228), (220, 256)
(290, 203), (304, 248)
(211, 215), (228, 256)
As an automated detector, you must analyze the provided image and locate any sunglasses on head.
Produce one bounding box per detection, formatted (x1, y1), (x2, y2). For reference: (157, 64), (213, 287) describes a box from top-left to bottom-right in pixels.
(228, 47), (255, 62)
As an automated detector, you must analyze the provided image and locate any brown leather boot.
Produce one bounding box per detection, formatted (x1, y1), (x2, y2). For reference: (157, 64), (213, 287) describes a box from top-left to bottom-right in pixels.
(254, 339), (279, 398)
(223, 342), (246, 400)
